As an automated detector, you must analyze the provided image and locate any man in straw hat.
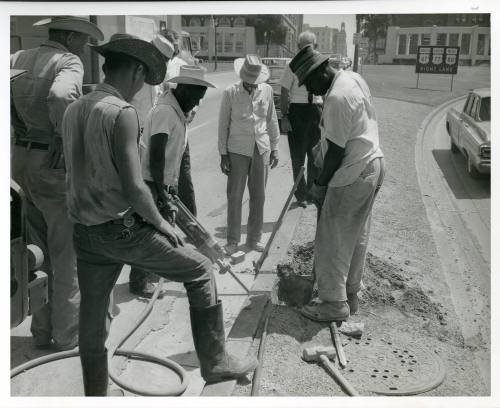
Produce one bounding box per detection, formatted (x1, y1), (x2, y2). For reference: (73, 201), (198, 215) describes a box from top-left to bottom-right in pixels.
(10, 16), (103, 351)
(289, 43), (385, 322)
(62, 34), (257, 396)
(218, 54), (280, 255)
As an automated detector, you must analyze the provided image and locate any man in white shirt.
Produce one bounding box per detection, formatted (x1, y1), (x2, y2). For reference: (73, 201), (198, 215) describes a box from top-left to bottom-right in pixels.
(280, 31), (322, 207)
(218, 55), (280, 254)
(289, 45), (385, 322)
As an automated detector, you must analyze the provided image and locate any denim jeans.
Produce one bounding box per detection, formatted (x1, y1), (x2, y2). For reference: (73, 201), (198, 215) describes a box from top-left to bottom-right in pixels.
(287, 103), (322, 201)
(315, 157), (385, 302)
(73, 220), (215, 355)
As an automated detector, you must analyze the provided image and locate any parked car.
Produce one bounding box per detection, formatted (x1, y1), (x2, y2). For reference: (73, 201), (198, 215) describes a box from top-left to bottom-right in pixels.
(262, 57), (291, 133)
(446, 88), (490, 178)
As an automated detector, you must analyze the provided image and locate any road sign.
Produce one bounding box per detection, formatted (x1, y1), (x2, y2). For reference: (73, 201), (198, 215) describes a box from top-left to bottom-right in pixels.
(358, 38), (369, 49)
(415, 46), (459, 75)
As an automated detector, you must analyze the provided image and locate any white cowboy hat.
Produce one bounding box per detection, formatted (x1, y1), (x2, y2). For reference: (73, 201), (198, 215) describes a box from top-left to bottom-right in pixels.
(151, 34), (175, 60)
(234, 54), (270, 84)
(168, 65), (216, 88)
(33, 16), (104, 41)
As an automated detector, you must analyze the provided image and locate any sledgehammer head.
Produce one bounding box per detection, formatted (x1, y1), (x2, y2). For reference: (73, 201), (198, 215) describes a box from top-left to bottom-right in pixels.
(302, 346), (336, 362)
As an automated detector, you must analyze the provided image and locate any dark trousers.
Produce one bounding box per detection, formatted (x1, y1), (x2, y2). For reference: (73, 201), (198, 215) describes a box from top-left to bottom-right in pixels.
(287, 103), (322, 201)
(129, 142), (196, 289)
(75, 221), (216, 357)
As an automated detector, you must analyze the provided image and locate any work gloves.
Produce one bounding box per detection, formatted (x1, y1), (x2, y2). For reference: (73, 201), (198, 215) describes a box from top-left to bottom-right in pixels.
(309, 181), (327, 208)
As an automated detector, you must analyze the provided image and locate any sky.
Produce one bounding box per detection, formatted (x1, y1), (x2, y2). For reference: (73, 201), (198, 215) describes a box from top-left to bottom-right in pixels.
(304, 14), (356, 59)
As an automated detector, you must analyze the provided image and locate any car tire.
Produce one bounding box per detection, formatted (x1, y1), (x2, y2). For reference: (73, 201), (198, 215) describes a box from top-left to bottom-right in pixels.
(466, 154), (481, 179)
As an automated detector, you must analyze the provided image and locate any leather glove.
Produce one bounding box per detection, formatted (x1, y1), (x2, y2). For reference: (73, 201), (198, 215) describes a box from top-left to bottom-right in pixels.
(309, 181), (327, 208)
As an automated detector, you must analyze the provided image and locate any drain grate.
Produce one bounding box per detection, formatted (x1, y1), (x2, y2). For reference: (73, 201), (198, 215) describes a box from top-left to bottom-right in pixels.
(339, 336), (445, 395)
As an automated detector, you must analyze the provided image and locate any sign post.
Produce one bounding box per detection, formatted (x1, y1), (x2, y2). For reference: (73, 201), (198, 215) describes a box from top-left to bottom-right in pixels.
(415, 46), (459, 91)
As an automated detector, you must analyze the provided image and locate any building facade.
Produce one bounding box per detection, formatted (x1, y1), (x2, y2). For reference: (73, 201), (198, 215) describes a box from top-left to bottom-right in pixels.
(302, 22), (348, 56)
(379, 24), (490, 65)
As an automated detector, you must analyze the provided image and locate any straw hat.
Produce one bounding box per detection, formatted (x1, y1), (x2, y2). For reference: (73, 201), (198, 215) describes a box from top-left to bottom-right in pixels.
(289, 45), (329, 86)
(151, 34), (175, 60)
(234, 55), (269, 84)
(90, 33), (166, 85)
(33, 16), (104, 41)
(168, 65), (215, 88)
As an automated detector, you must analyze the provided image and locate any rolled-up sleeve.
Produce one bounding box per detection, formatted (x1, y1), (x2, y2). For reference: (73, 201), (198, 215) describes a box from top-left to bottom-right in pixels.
(218, 88), (232, 155)
(266, 88), (280, 151)
(47, 54), (84, 138)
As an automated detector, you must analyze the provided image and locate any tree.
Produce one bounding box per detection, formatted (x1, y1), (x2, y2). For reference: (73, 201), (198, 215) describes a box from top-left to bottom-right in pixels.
(247, 15), (288, 56)
(359, 14), (392, 64)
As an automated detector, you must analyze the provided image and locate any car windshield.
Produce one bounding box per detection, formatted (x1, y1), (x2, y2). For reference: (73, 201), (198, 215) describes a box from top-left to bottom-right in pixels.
(478, 97), (490, 121)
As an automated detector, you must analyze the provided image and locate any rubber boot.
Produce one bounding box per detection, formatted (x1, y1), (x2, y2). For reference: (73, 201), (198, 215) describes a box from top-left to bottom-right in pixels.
(190, 300), (258, 383)
(80, 351), (109, 396)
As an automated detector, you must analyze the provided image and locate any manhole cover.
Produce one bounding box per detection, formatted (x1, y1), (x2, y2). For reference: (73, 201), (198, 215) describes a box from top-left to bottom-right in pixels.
(340, 336), (445, 395)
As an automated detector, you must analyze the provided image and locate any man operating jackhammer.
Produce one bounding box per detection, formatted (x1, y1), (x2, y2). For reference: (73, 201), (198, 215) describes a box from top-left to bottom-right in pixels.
(61, 34), (257, 396)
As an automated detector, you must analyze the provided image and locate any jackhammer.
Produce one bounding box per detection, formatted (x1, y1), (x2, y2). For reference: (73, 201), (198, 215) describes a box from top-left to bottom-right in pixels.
(169, 195), (250, 294)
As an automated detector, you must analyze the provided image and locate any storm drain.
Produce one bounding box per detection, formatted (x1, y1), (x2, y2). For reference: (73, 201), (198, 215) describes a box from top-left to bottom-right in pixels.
(340, 336), (445, 395)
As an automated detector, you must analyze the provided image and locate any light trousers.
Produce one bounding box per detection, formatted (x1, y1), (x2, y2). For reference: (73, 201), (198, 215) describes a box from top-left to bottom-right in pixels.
(315, 157), (385, 302)
(11, 145), (79, 347)
(226, 145), (270, 245)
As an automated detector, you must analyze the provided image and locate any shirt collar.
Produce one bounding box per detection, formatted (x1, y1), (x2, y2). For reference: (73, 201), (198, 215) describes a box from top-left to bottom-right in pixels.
(163, 91), (188, 123)
(237, 81), (261, 97)
(41, 40), (70, 53)
(95, 83), (126, 101)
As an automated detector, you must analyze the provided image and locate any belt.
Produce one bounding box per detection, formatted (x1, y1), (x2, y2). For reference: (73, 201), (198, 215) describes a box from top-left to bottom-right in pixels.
(15, 140), (49, 151)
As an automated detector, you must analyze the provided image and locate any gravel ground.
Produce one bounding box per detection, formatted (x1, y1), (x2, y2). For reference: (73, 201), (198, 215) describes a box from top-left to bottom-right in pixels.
(232, 91), (488, 396)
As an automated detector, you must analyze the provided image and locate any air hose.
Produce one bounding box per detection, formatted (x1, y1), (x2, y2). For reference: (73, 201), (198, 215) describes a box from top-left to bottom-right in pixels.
(11, 277), (189, 396)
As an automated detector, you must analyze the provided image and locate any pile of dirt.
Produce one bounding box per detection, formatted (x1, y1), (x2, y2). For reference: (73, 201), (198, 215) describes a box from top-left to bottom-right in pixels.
(276, 241), (448, 332)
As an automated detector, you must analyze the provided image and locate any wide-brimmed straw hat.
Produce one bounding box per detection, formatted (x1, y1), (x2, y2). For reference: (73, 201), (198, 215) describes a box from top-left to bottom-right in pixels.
(90, 33), (166, 85)
(289, 45), (329, 86)
(151, 34), (175, 60)
(234, 55), (269, 84)
(33, 16), (104, 41)
(168, 65), (215, 88)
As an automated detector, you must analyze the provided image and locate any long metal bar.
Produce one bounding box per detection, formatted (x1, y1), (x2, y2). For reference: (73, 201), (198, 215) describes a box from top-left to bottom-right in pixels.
(250, 300), (271, 396)
(254, 166), (305, 272)
(330, 322), (347, 368)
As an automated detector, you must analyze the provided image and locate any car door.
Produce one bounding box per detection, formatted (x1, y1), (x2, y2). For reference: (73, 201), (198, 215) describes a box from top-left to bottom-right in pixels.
(458, 94), (474, 148)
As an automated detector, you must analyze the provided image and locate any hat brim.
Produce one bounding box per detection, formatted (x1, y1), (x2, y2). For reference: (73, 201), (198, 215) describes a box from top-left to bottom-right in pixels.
(297, 55), (329, 87)
(168, 76), (215, 88)
(90, 39), (166, 86)
(33, 18), (104, 41)
(234, 58), (270, 84)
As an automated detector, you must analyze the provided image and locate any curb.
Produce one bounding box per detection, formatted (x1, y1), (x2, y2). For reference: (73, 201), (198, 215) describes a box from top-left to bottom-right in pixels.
(201, 205), (304, 396)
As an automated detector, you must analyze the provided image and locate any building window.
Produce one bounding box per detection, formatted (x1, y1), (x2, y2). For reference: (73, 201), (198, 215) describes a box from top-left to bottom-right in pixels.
(449, 33), (459, 46)
(455, 15), (460, 23)
(398, 34), (407, 55)
(409, 34), (419, 54)
(478, 14), (484, 23)
(224, 32), (234, 52)
(216, 32), (223, 52)
(472, 15), (477, 24)
(460, 33), (471, 54)
(190, 17), (201, 27)
(199, 35), (208, 51)
(437, 33), (447, 46)
(477, 34), (486, 55)
(219, 16), (231, 27)
(235, 32), (245, 53)
(461, 14), (467, 23)
(234, 17), (245, 27)
(420, 33), (431, 46)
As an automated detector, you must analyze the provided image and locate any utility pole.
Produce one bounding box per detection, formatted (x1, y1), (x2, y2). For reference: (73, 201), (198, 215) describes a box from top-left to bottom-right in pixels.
(353, 14), (361, 73)
(211, 15), (218, 71)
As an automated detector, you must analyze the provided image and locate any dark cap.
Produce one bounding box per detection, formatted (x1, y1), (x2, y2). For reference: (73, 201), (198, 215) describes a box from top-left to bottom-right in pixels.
(289, 45), (329, 87)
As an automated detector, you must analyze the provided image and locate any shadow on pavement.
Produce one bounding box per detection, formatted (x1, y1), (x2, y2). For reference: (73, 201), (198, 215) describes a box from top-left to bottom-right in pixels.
(266, 304), (325, 343)
(432, 149), (490, 199)
(214, 222), (276, 240)
(10, 336), (55, 368)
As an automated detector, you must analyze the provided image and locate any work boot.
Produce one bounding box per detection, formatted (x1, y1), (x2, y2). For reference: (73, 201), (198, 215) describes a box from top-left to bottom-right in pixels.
(347, 292), (359, 315)
(301, 299), (350, 322)
(80, 351), (109, 396)
(190, 301), (258, 383)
